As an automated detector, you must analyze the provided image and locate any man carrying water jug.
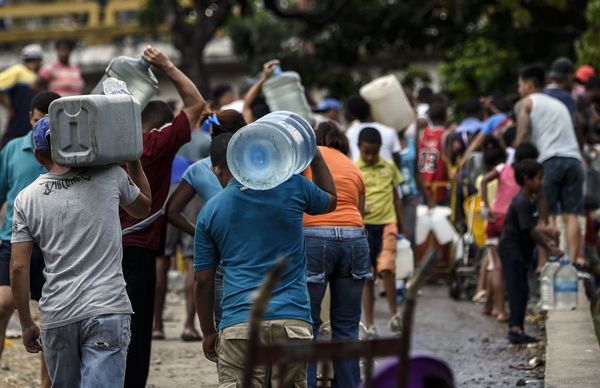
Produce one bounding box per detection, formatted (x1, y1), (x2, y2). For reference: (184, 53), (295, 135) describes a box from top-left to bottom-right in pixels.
(194, 134), (337, 387)
(9, 115), (152, 386)
(118, 46), (206, 387)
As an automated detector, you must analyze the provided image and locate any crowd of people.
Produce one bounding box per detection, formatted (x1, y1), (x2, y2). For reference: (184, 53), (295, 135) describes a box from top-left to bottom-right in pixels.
(0, 39), (598, 388)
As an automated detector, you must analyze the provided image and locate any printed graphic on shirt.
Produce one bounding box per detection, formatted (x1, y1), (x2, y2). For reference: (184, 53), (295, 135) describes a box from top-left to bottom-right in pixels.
(39, 171), (92, 196)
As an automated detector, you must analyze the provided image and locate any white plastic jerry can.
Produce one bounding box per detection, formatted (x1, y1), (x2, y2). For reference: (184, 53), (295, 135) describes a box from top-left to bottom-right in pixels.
(360, 74), (416, 131)
(395, 235), (414, 280)
(49, 95), (143, 166)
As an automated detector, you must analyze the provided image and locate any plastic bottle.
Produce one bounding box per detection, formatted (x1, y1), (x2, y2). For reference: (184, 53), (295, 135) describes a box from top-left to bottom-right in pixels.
(359, 74), (415, 131)
(539, 256), (560, 310)
(262, 67), (312, 121)
(554, 258), (578, 311)
(226, 111), (316, 190)
(91, 56), (159, 110)
(395, 235), (414, 280)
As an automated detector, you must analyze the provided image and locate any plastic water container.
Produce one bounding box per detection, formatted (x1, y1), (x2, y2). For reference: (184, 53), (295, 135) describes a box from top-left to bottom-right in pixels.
(540, 257), (560, 310)
(91, 56), (159, 110)
(360, 75), (416, 131)
(226, 111), (316, 190)
(554, 258), (578, 311)
(395, 235), (414, 280)
(263, 69), (312, 122)
(49, 95), (143, 166)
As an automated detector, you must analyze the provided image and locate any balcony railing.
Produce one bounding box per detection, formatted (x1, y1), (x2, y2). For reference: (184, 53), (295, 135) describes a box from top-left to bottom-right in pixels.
(0, 0), (169, 44)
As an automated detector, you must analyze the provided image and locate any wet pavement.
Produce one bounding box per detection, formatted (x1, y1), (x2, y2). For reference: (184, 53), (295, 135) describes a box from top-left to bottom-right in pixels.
(1, 285), (544, 387)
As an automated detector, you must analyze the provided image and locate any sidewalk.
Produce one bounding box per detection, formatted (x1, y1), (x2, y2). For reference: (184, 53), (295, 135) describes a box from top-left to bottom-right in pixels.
(545, 281), (600, 388)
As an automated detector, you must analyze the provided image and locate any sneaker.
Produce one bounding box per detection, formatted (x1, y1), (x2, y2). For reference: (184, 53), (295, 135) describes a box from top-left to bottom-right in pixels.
(366, 325), (379, 339)
(388, 313), (403, 335)
(507, 330), (538, 344)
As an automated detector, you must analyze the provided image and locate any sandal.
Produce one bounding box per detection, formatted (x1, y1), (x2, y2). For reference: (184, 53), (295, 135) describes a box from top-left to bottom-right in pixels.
(181, 329), (203, 342)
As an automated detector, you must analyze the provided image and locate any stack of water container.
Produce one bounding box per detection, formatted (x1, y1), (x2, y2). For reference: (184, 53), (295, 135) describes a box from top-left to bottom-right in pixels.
(540, 256), (579, 311)
(49, 56), (159, 166)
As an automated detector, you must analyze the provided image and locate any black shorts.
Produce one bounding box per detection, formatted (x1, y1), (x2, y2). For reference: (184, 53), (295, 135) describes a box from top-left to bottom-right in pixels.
(542, 157), (584, 215)
(365, 224), (384, 269)
(0, 240), (45, 301)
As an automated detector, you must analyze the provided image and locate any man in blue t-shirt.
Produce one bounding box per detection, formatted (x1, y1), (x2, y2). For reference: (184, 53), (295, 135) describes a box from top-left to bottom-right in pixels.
(194, 134), (337, 387)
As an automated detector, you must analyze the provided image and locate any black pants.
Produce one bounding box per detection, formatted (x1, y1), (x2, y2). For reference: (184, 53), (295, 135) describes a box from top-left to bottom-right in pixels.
(500, 252), (529, 329)
(122, 246), (156, 388)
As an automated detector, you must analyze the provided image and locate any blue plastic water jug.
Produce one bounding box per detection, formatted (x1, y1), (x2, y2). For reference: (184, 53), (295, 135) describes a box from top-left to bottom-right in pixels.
(226, 111), (316, 190)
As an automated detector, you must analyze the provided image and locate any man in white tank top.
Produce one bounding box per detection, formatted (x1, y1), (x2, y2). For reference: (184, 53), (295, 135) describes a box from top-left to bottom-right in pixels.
(515, 64), (583, 263)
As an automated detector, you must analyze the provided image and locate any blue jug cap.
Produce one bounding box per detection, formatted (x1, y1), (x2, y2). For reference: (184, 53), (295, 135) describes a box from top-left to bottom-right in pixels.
(397, 234), (404, 240)
(560, 257), (570, 265)
(273, 64), (282, 76)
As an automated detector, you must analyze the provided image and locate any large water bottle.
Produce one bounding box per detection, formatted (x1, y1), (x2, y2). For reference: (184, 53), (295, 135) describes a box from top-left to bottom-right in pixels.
(91, 56), (159, 110)
(395, 235), (414, 280)
(554, 258), (578, 311)
(539, 257), (560, 310)
(359, 74), (416, 131)
(262, 67), (312, 122)
(226, 111), (316, 190)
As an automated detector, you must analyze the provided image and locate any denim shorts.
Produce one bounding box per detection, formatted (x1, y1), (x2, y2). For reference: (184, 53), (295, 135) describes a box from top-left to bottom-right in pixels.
(542, 157), (584, 215)
(303, 227), (372, 283)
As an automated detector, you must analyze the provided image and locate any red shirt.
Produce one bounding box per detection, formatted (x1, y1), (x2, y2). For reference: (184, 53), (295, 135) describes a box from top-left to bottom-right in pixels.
(418, 126), (449, 202)
(120, 112), (191, 254)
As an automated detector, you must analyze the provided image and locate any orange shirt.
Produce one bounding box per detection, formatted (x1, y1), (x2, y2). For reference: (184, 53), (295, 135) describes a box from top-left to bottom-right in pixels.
(303, 146), (365, 227)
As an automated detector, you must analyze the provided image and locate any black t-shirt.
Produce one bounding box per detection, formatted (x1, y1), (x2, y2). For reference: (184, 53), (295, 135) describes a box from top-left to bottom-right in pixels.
(498, 191), (539, 265)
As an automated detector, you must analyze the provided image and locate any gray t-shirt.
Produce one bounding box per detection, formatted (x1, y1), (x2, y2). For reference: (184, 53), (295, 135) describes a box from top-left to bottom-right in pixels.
(12, 166), (140, 329)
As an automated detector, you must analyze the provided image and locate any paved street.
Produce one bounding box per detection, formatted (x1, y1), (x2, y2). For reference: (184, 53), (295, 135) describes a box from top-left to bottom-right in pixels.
(1, 285), (544, 387)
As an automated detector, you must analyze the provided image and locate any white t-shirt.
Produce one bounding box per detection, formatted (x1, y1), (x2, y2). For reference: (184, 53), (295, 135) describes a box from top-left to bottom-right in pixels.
(346, 121), (401, 162)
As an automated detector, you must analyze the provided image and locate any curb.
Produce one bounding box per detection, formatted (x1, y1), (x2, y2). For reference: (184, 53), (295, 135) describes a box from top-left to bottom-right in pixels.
(545, 280), (600, 387)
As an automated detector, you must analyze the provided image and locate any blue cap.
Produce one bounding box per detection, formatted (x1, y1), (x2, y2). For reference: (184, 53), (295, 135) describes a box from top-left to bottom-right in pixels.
(455, 117), (483, 134)
(314, 98), (341, 113)
(32, 115), (51, 151)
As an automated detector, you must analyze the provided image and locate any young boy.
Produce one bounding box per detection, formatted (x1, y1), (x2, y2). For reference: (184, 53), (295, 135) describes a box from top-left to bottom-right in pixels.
(357, 127), (404, 336)
(498, 159), (562, 344)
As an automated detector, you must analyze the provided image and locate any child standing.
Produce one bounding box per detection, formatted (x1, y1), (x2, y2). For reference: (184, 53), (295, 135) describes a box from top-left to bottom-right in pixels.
(498, 160), (562, 344)
(357, 127), (404, 336)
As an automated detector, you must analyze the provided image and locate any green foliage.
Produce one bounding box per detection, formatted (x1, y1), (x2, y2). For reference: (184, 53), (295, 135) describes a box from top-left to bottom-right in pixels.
(576, 0), (600, 69)
(439, 38), (517, 103)
(401, 65), (432, 91)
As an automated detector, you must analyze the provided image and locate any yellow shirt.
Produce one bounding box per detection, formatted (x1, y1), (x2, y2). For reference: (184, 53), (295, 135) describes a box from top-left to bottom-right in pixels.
(0, 64), (37, 91)
(357, 157), (403, 225)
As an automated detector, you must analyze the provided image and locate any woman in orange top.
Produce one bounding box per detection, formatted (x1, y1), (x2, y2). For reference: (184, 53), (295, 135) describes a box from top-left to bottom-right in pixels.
(303, 121), (372, 388)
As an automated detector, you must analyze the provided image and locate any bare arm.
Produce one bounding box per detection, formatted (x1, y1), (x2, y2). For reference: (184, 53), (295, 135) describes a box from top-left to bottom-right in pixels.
(10, 241), (42, 353)
(515, 98), (532, 145)
(358, 193), (366, 218)
(195, 268), (217, 362)
(243, 59), (279, 124)
(310, 148), (337, 212)
(122, 160), (152, 218)
(142, 46), (206, 129)
(530, 227), (562, 257)
(480, 169), (499, 208)
(166, 181), (196, 236)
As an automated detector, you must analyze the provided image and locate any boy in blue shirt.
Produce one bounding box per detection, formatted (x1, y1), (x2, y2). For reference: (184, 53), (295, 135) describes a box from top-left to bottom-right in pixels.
(194, 133), (337, 387)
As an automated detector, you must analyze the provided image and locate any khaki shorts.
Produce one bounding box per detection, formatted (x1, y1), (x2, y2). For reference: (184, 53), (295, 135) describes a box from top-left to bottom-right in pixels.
(217, 319), (312, 388)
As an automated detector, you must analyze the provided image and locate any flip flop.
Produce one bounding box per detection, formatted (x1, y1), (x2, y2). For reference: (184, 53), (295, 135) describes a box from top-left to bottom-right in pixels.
(152, 330), (166, 340)
(181, 329), (203, 342)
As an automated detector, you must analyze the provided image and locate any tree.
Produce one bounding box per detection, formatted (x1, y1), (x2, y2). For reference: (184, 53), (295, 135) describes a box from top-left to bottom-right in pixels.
(576, 0), (600, 69)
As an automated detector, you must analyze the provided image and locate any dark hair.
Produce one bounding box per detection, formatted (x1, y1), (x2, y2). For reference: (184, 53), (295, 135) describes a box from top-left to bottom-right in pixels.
(141, 101), (174, 128)
(346, 94), (371, 122)
(514, 159), (543, 186)
(210, 133), (233, 169)
(461, 98), (482, 117)
(212, 83), (233, 103)
(31, 91), (60, 113)
(482, 135), (506, 168)
(358, 127), (382, 145)
(502, 125), (517, 148)
(55, 38), (76, 51)
(417, 86), (433, 103)
(201, 109), (246, 138)
(251, 96), (270, 120)
(587, 76), (600, 91)
(315, 121), (349, 155)
(427, 102), (447, 123)
(519, 64), (546, 89)
(514, 142), (539, 163)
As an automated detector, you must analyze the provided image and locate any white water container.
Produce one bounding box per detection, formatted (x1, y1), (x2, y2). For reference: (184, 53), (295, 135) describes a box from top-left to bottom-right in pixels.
(263, 70), (312, 122)
(360, 75), (416, 131)
(49, 95), (143, 166)
(554, 258), (578, 311)
(395, 236), (414, 280)
(540, 257), (560, 310)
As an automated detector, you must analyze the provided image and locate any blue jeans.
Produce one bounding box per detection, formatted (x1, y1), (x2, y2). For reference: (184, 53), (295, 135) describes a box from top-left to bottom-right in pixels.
(41, 314), (131, 387)
(304, 227), (372, 388)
